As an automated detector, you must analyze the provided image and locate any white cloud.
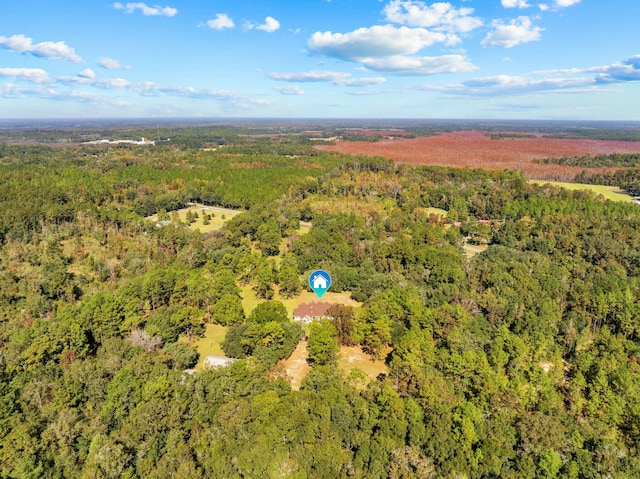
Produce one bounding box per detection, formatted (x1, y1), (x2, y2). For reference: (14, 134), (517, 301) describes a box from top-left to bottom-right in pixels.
(595, 55), (640, 83)
(383, 0), (483, 37)
(245, 16), (281, 33)
(555, 0), (580, 7)
(256, 17), (281, 33)
(207, 14), (235, 30)
(58, 74), (132, 89)
(460, 75), (593, 94)
(54, 70), (267, 108)
(0, 34), (82, 62)
(362, 54), (477, 75)
(481, 16), (543, 48)
(274, 85), (305, 95)
(98, 57), (128, 69)
(342, 77), (388, 86)
(416, 54), (640, 98)
(502, 0), (531, 7)
(308, 25), (448, 62)
(269, 70), (387, 86)
(78, 68), (96, 79)
(538, 0), (580, 11)
(113, 2), (177, 17)
(0, 83), (128, 105)
(0, 67), (50, 84)
(270, 71), (351, 83)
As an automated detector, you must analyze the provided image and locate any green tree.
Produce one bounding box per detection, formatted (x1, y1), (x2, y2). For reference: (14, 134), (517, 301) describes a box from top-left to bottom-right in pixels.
(211, 293), (245, 326)
(308, 318), (339, 366)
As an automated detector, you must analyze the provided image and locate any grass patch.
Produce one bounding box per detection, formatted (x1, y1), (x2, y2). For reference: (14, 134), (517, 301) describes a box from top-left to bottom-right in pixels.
(337, 346), (390, 383)
(185, 323), (229, 370)
(278, 342), (388, 390)
(414, 207), (448, 219)
(146, 203), (242, 233)
(463, 243), (488, 258)
(529, 180), (634, 203)
(296, 222), (312, 236)
(277, 340), (311, 391)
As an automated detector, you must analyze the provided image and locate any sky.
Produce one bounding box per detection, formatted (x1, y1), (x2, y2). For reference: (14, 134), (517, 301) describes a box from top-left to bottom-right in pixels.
(1, 0), (640, 120)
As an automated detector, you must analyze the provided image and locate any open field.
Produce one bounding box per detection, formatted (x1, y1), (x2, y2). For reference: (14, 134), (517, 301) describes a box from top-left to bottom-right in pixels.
(529, 180), (634, 203)
(146, 203), (242, 233)
(318, 130), (640, 180)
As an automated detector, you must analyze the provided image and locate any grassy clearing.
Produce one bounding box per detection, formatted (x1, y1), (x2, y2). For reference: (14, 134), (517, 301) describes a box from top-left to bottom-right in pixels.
(277, 340), (311, 391)
(146, 203), (242, 233)
(278, 342), (388, 390)
(463, 243), (488, 258)
(337, 346), (389, 383)
(529, 180), (634, 203)
(417, 207), (448, 218)
(184, 323), (229, 370)
(297, 222), (312, 236)
(240, 284), (361, 317)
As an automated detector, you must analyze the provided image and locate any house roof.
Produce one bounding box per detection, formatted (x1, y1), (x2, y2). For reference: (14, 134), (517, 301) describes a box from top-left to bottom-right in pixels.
(293, 302), (334, 318)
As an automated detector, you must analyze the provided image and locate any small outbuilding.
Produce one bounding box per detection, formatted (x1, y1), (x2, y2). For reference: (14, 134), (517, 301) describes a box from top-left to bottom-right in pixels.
(203, 356), (237, 369)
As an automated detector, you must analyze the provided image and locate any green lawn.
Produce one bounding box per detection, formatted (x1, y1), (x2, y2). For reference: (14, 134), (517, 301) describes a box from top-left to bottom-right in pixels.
(529, 180), (634, 203)
(185, 323), (229, 370)
(146, 203), (242, 233)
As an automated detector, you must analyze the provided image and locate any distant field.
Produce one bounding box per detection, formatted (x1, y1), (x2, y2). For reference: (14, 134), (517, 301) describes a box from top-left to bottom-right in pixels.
(318, 130), (640, 180)
(146, 203), (242, 232)
(529, 180), (634, 203)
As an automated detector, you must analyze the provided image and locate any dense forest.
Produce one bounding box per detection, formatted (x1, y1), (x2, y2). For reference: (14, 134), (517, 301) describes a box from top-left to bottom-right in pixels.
(1, 125), (640, 478)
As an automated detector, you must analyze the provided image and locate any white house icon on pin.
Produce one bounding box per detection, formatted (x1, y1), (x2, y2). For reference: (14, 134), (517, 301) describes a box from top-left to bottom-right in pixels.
(312, 274), (327, 289)
(309, 269), (331, 298)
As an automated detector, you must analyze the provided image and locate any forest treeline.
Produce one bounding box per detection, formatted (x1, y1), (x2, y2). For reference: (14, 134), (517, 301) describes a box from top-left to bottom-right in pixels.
(0, 130), (640, 478)
(536, 153), (640, 168)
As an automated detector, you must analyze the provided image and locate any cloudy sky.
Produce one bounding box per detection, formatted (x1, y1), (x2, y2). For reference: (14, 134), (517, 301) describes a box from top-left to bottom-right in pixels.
(1, 0), (639, 119)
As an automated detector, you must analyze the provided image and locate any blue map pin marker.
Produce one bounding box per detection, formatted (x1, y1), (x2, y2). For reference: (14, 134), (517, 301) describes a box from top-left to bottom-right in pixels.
(309, 269), (331, 298)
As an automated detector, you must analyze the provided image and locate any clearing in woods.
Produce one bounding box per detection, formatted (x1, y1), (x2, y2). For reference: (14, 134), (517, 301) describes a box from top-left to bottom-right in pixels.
(278, 342), (389, 390)
(277, 341), (391, 391)
(146, 203), (242, 232)
(184, 323), (229, 370)
(337, 346), (389, 382)
(529, 180), (634, 203)
(278, 340), (312, 390)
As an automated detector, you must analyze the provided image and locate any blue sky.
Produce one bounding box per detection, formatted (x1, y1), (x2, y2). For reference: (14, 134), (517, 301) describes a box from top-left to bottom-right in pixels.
(1, 0), (639, 119)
